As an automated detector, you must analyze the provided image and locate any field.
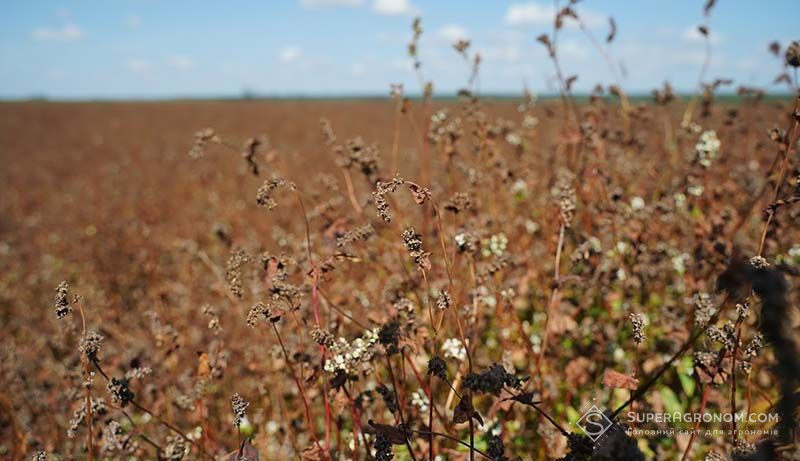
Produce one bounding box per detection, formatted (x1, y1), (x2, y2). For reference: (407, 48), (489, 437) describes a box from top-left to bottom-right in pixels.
(1, 88), (800, 459)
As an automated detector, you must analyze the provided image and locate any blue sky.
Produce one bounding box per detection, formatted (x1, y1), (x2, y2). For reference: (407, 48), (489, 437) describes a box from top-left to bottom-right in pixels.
(1, 0), (797, 99)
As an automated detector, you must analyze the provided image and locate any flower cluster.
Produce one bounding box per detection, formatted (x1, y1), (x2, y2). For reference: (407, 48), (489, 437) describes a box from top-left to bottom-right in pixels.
(54, 281), (71, 319)
(629, 313), (646, 346)
(402, 227), (431, 271)
(230, 393), (249, 427)
(694, 130), (721, 167)
(323, 328), (380, 374)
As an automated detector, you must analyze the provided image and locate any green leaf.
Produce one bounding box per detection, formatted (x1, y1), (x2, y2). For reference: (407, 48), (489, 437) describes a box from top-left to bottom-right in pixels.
(660, 387), (683, 415)
(567, 406), (581, 424)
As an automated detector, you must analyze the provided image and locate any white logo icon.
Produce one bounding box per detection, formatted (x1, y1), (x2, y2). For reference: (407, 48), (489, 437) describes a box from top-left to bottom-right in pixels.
(575, 405), (614, 442)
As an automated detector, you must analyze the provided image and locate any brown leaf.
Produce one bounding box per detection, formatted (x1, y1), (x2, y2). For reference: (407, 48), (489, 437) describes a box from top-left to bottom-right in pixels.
(566, 75), (578, 91)
(704, 0), (715, 16)
(602, 369), (639, 390)
(606, 17), (616, 43)
(453, 393), (483, 426)
(196, 352), (211, 380)
(366, 420), (410, 445)
(299, 444), (325, 461)
(505, 391), (540, 407)
(225, 438), (260, 461)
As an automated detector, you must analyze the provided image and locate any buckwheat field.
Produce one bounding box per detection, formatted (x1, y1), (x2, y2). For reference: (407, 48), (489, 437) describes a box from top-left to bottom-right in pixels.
(1, 4), (800, 461)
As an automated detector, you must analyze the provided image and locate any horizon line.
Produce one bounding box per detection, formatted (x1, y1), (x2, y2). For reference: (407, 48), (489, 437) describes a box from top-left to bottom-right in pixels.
(0, 90), (794, 104)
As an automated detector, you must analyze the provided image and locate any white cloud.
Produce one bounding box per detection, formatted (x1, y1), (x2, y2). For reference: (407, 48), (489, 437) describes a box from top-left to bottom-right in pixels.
(483, 45), (523, 63)
(168, 55), (195, 71)
(373, 0), (417, 17)
(682, 25), (724, 45)
(437, 24), (469, 43)
(125, 15), (142, 29)
(505, 3), (551, 25)
(559, 40), (589, 61)
(125, 58), (152, 74)
(351, 63), (366, 76)
(32, 23), (84, 42)
(279, 46), (302, 63)
(300, 0), (362, 7)
(505, 2), (604, 28)
(390, 58), (414, 72)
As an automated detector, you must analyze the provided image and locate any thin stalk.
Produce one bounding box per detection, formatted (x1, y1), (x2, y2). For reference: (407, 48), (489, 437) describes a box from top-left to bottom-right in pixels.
(385, 355), (418, 461)
(75, 302), (93, 461)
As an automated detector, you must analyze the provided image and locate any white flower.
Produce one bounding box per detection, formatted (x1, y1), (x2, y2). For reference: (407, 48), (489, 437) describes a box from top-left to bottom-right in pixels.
(630, 196), (645, 210)
(483, 233), (508, 257)
(672, 253), (690, 274)
(511, 179), (528, 196)
(694, 130), (721, 167)
(522, 114), (539, 129)
(442, 338), (467, 362)
(506, 132), (522, 146)
(688, 185), (704, 197)
(411, 389), (429, 413)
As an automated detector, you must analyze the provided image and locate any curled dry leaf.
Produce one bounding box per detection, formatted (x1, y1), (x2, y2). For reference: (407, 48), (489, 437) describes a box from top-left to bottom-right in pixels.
(602, 369), (639, 390)
(453, 393), (484, 426)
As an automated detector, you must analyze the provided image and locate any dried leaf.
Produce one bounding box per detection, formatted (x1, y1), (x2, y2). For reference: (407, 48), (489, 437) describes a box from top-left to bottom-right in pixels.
(704, 0), (715, 16)
(504, 391), (540, 407)
(606, 17), (616, 43)
(602, 369), (639, 390)
(366, 420), (409, 445)
(224, 439), (260, 461)
(453, 393), (483, 426)
(197, 352), (211, 379)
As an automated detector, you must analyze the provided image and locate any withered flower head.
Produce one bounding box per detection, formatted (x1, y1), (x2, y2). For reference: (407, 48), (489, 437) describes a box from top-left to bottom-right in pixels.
(230, 393), (249, 427)
(464, 363), (523, 395)
(749, 255), (770, 270)
(453, 39), (470, 55)
(555, 170), (577, 228)
(785, 41), (800, 68)
(225, 248), (252, 299)
(163, 436), (189, 460)
(629, 313), (646, 346)
(402, 227), (431, 271)
(436, 290), (452, 310)
(256, 175), (292, 211)
(376, 384), (398, 414)
(79, 330), (104, 362)
(444, 192), (471, 214)
(54, 281), (72, 319)
(107, 377), (134, 407)
(337, 223), (375, 248)
(373, 433), (394, 461)
(427, 356), (447, 380)
(373, 176), (405, 223)
(378, 320), (401, 355)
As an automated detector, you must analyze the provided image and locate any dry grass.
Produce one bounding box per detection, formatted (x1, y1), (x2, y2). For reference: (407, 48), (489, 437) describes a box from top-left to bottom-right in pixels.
(1, 14), (800, 461)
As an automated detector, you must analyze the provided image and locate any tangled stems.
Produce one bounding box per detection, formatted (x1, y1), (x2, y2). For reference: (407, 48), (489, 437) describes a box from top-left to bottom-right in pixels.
(411, 429), (493, 460)
(384, 355), (418, 461)
(270, 322), (325, 455)
(90, 360), (209, 458)
(613, 295), (731, 419)
(74, 300), (94, 461)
